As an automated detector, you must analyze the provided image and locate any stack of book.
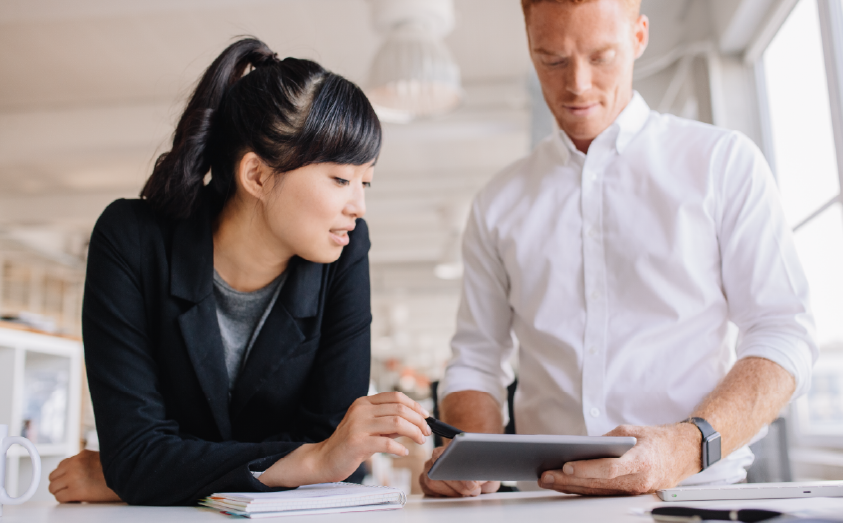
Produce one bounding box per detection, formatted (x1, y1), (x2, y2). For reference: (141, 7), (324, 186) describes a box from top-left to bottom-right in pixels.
(199, 482), (406, 518)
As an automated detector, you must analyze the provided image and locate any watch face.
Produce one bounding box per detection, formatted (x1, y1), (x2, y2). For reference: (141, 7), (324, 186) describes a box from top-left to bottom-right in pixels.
(706, 433), (722, 467)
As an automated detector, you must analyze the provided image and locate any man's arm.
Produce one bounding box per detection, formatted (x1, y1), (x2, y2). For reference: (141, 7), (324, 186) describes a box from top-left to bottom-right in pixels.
(441, 390), (503, 434)
(540, 356), (794, 495)
(694, 357), (794, 457)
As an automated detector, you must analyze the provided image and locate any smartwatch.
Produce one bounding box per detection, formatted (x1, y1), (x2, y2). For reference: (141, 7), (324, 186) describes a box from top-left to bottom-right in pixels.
(683, 417), (721, 470)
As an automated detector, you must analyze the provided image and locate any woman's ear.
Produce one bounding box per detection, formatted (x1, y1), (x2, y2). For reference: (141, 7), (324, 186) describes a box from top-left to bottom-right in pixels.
(236, 152), (271, 200)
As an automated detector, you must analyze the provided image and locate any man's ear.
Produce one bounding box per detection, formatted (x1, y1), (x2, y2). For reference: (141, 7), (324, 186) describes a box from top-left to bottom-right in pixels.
(236, 152), (270, 200)
(633, 14), (649, 59)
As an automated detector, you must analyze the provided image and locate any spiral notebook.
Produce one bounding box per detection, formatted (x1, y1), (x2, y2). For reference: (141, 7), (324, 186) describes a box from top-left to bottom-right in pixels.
(199, 482), (407, 518)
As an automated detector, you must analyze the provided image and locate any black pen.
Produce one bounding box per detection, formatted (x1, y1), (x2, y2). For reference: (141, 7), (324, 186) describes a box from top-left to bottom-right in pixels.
(650, 506), (783, 522)
(425, 417), (464, 439)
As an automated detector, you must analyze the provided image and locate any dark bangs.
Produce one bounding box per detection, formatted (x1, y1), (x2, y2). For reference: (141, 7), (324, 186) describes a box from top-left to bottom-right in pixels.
(297, 74), (382, 167)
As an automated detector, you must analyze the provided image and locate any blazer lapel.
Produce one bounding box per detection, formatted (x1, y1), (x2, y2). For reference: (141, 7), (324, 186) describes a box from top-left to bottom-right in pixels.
(229, 257), (323, 420)
(171, 202), (232, 441)
(178, 297), (232, 440)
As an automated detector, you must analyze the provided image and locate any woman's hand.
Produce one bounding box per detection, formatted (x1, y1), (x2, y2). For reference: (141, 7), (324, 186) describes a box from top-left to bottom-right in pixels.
(259, 392), (432, 488)
(48, 450), (122, 503)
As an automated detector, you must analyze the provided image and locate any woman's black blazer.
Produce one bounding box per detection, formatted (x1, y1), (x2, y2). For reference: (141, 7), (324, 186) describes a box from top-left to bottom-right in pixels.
(83, 197), (371, 505)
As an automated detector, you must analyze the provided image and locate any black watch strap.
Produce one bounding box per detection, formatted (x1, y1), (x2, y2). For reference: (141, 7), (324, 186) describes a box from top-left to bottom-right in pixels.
(683, 417), (721, 470)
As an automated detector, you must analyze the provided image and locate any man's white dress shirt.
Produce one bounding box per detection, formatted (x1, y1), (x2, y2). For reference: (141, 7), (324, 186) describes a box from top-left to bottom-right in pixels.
(439, 92), (818, 485)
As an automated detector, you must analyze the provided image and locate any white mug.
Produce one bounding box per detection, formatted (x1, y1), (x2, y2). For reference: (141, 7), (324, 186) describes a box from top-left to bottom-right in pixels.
(0, 424), (41, 517)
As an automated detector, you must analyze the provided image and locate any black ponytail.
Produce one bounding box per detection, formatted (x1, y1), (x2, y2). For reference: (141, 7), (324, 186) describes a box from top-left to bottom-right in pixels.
(141, 37), (382, 219)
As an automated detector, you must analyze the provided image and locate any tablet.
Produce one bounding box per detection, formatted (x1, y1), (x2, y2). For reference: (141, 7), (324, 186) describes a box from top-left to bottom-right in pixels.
(427, 433), (637, 481)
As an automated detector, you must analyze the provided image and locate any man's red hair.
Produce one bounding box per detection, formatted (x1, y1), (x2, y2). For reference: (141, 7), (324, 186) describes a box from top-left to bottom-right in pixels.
(521, 0), (642, 20)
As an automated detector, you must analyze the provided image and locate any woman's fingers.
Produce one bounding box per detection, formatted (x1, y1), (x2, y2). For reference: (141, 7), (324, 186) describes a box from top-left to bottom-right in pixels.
(369, 415), (427, 445)
(367, 392), (431, 419)
(48, 462), (68, 481)
(53, 486), (75, 503)
(48, 474), (69, 496)
(373, 436), (410, 457)
(370, 402), (432, 436)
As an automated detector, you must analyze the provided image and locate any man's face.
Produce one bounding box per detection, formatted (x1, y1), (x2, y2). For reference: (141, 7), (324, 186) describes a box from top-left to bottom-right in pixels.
(527, 0), (648, 149)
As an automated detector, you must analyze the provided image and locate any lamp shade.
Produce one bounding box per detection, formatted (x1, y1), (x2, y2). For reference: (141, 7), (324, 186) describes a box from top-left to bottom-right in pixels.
(367, 9), (462, 123)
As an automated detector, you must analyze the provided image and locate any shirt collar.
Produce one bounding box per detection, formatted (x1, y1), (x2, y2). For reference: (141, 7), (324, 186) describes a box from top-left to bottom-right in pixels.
(614, 90), (650, 153)
(554, 90), (651, 160)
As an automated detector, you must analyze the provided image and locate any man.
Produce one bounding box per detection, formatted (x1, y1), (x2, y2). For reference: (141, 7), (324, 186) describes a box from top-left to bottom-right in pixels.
(420, 0), (817, 497)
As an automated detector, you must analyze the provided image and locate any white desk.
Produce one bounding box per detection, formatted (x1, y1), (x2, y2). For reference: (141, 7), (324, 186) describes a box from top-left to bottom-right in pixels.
(3, 491), (842, 522)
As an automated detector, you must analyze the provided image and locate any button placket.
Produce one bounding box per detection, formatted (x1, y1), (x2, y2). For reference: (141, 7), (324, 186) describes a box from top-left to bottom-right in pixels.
(580, 147), (609, 436)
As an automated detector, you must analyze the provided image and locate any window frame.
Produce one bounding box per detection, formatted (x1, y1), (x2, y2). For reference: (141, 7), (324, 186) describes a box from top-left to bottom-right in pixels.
(754, 0), (843, 449)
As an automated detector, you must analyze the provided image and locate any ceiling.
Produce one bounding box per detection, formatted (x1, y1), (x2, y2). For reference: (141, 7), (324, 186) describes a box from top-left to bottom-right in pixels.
(0, 0), (762, 368)
(0, 0), (727, 261)
(0, 0), (537, 266)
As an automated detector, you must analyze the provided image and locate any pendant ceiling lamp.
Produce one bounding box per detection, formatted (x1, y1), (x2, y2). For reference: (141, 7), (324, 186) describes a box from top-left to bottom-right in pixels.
(368, 0), (462, 123)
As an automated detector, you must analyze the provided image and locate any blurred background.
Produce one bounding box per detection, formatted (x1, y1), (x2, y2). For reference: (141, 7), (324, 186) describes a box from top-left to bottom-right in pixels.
(1, 0), (842, 498)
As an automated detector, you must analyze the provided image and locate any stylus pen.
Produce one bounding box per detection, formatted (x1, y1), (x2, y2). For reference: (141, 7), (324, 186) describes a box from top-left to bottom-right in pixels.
(425, 417), (463, 439)
(649, 507), (783, 522)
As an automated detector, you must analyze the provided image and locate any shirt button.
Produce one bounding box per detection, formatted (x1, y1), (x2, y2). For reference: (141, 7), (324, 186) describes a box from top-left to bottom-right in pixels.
(588, 346), (598, 355)
(588, 227), (598, 239)
(590, 291), (601, 301)
(590, 407), (600, 418)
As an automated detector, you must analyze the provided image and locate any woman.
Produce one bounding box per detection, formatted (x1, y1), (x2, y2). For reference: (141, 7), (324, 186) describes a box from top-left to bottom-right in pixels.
(47, 38), (431, 505)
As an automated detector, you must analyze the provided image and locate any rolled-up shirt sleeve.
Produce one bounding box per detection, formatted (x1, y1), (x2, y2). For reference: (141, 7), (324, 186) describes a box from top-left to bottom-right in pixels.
(716, 132), (818, 399)
(438, 196), (516, 411)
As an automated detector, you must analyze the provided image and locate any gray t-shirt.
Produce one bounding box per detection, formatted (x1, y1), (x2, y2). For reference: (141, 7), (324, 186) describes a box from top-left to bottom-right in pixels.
(213, 269), (287, 392)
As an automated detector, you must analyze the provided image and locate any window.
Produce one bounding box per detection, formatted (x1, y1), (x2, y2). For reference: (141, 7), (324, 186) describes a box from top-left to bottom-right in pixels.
(761, 0), (843, 443)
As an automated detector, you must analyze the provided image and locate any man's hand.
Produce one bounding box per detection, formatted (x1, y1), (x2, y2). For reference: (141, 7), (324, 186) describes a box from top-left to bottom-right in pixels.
(418, 390), (504, 497)
(419, 446), (501, 497)
(48, 450), (122, 503)
(538, 423), (702, 496)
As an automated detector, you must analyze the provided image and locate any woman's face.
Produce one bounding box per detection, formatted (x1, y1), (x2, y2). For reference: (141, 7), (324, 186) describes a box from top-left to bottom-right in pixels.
(260, 161), (373, 264)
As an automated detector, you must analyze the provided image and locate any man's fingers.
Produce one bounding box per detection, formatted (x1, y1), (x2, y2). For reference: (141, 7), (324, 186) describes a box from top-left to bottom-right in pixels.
(455, 480), (483, 494)
(480, 481), (501, 494)
(420, 452), (488, 498)
(540, 469), (652, 495)
(544, 482), (626, 496)
(553, 455), (639, 480)
(421, 475), (465, 497)
(421, 476), (484, 497)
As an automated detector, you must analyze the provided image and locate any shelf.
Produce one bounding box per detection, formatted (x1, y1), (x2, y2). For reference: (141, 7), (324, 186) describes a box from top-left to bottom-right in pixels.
(5, 443), (72, 458)
(0, 326), (82, 357)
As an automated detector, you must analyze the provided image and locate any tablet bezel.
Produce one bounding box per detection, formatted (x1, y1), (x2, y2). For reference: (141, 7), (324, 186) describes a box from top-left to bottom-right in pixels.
(427, 433), (637, 482)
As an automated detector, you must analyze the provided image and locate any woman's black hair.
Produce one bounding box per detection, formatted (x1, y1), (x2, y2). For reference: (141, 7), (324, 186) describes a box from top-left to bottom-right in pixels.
(141, 37), (382, 219)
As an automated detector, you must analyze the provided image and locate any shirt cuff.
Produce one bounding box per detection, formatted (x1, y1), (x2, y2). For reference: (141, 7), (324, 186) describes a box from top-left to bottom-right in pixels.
(737, 338), (815, 400)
